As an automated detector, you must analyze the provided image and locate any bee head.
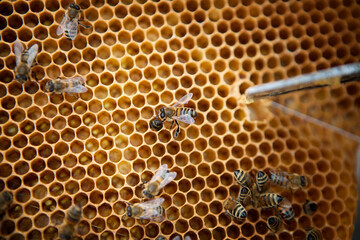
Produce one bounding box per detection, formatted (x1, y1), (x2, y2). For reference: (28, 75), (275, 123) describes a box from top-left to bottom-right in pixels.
(70, 3), (80, 10)
(142, 190), (153, 199)
(150, 117), (163, 131)
(158, 108), (166, 120)
(300, 176), (308, 187)
(16, 74), (27, 83)
(268, 216), (275, 225)
(45, 80), (54, 92)
(241, 187), (249, 194)
(127, 206), (132, 217)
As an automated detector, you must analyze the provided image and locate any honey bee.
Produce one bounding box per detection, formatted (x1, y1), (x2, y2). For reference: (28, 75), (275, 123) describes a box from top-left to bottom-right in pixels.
(237, 186), (252, 206)
(0, 191), (12, 220)
(306, 228), (323, 240)
(266, 216), (283, 233)
(150, 93), (197, 139)
(277, 197), (294, 221)
(303, 200), (317, 216)
(233, 170), (253, 188)
(141, 164), (177, 199)
(224, 198), (247, 220)
(126, 198), (165, 222)
(59, 204), (82, 240)
(57, 3), (90, 40)
(254, 193), (283, 209)
(256, 171), (270, 193)
(45, 76), (87, 96)
(14, 41), (39, 83)
(270, 169), (309, 191)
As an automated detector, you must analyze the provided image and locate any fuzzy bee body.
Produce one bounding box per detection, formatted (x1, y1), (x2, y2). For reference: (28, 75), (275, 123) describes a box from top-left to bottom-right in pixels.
(142, 164), (177, 199)
(256, 171), (270, 193)
(256, 193), (283, 209)
(126, 198), (165, 222)
(303, 200), (317, 216)
(45, 76), (87, 95)
(306, 228), (323, 240)
(14, 41), (38, 83)
(224, 198), (247, 220)
(150, 93), (197, 138)
(234, 170), (253, 188)
(277, 197), (294, 220)
(238, 186), (252, 206)
(270, 170), (309, 190)
(267, 216), (283, 233)
(57, 4), (90, 41)
(59, 205), (82, 240)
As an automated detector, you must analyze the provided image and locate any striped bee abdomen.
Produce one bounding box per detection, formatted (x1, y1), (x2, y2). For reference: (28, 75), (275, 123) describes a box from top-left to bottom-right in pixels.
(65, 25), (78, 40)
(259, 193), (283, 209)
(177, 108), (198, 118)
(234, 170), (253, 188)
(238, 186), (251, 204)
(267, 216), (282, 233)
(306, 228), (323, 240)
(278, 205), (295, 220)
(256, 171), (270, 193)
(227, 203), (247, 219)
(270, 171), (288, 188)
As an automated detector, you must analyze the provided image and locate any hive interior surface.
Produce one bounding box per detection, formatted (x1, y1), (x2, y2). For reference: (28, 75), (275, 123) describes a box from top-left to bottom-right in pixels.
(0, 0), (359, 240)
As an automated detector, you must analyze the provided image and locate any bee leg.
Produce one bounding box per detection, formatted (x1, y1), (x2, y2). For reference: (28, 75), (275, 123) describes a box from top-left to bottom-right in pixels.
(31, 71), (39, 82)
(173, 120), (180, 138)
(78, 21), (91, 29)
(170, 120), (175, 129)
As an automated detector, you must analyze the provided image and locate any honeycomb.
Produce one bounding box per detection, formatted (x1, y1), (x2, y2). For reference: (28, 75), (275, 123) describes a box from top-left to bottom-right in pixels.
(0, 0), (359, 239)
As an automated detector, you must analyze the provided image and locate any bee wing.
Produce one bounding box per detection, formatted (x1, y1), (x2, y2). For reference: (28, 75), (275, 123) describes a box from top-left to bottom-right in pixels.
(172, 114), (195, 125)
(149, 164), (168, 183)
(148, 215), (165, 222)
(14, 41), (24, 66)
(172, 93), (193, 107)
(62, 76), (87, 93)
(158, 171), (177, 190)
(279, 197), (292, 208)
(66, 19), (79, 40)
(270, 169), (290, 183)
(138, 198), (165, 221)
(26, 44), (38, 66)
(56, 14), (67, 35)
(138, 198), (165, 209)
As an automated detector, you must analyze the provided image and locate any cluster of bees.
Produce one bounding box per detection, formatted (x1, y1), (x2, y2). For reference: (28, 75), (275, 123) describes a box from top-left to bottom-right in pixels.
(14, 2), (198, 139)
(8, 1), (201, 238)
(14, 3), (89, 96)
(224, 169), (323, 240)
(0, 164), (180, 239)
